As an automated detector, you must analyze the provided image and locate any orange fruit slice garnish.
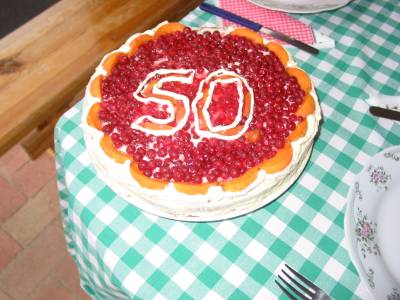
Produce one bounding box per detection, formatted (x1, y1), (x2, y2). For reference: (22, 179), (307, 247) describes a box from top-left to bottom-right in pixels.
(140, 122), (174, 131)
(102, 52), (125, 74)
(130, 163), (168, 190)
(154, 22), (186, 39)
(174, 182), (216, 195)
(221, 166), (258, 192)
(230, 28), (263, 44)
(260, 143), (293, 174)
(296, 94), (315, 118)
(286, 67), (312, 94)
(100, 135), (130, 164)
(129, 34), (153, 56)
(265, 41), (289, 66)
(245, 129), (262, 143)
(90, 75), (103, 98)
(87, 103), (102, 130)
(287, 119), (308, 142)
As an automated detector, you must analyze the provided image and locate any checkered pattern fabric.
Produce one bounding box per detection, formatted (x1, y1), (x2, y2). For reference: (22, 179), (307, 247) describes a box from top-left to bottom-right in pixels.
(55, 0), (400, 299)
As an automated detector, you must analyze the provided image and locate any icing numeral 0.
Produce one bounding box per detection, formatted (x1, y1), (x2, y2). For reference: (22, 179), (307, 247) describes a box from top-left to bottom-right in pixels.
(192, 70), (254, 140)
(132, 69), (254, 140)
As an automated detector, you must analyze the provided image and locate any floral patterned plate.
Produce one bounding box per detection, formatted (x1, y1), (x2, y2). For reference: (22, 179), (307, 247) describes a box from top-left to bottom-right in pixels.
(344, 145), (400, 299)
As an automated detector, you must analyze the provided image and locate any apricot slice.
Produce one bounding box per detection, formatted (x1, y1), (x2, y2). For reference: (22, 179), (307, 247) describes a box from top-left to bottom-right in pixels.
(100, 135), (130, 163)
(174, 182), (215, 195)
(140, 122), (174, 131)
(102, 52), (125, 74)
(245, 129), (262, 143)
(243, 92), (252, 118)
(196, 89), (209, 130)
(287, 119), (308, 142)
(175, 104), (186, 123)
(90, 75), (103, 98)
(221, 167), (258, 192)
(128, 34), (153, 56)
(265, 41), (289, 66)
(197, 88), (209, 108)
(286, 67), (312, 93)
(139, 78), (188, 131)
(142, 79), (157, 95)
(87, 103), (102, 130)
(198, 110), (208, 130)
(154, 22), (186, 39)
(296, 94), (315, 118)
(260, 142), (292, 173)
(130, 163), (168, 190)
(217, 75), (236, 80)
(230, 28), (263, 44)
(218, 125), (244, 136)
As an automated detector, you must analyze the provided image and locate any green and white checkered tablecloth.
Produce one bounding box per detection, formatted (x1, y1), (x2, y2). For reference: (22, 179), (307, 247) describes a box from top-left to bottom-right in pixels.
(55, 0), (400, 299)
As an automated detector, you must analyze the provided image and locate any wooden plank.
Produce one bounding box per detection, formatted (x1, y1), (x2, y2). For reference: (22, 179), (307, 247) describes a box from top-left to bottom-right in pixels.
(21, 88), (85, 159)
(21, 119), (56, 160)
(0, 0), (202, 156)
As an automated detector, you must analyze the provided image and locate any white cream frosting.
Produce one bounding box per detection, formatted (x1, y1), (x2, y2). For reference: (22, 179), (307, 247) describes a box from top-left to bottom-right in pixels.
(81, 23), (321, 221)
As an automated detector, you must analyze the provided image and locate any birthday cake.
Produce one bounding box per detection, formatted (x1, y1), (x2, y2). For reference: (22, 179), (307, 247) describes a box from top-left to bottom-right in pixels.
(82, 22), (321, 220)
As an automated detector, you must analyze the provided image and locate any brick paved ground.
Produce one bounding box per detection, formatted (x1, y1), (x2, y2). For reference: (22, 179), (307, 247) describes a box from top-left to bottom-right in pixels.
(0, 145), (91, 300)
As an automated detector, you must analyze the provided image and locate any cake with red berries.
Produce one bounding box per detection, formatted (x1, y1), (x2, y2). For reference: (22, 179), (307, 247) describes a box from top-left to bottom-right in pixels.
(82, 22), (321, 221)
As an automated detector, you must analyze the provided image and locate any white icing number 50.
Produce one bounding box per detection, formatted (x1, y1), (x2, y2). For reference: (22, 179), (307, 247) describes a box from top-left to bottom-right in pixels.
(131, 69), (254, 140)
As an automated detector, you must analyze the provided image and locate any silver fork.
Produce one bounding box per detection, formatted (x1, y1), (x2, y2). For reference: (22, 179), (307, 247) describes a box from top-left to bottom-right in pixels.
(275, 264), (332, 300)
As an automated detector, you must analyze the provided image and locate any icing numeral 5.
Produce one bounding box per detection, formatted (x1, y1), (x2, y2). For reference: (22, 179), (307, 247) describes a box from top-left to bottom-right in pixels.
(132, 69), (194, 136)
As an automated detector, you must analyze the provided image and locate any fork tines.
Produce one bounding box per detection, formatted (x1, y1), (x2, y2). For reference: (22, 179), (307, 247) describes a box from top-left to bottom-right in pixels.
(275, 264), (319, 300)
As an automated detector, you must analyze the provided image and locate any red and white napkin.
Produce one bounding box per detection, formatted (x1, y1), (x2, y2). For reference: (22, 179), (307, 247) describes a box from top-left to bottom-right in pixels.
(218, 0), (333, 48)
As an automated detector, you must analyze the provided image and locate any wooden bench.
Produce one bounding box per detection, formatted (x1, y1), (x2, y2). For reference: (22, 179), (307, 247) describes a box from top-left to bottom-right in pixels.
(0, 0), (202, 158)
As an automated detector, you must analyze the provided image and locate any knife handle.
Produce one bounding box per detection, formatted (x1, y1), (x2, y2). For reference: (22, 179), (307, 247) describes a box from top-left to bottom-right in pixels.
(200, 3), (262, 32)
(369, 106), (400, 121)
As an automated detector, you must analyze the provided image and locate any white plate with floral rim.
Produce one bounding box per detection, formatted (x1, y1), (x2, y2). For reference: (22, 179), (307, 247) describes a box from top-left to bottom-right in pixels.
(248, 0), (353, 14)
(344, 145), (400, 299)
